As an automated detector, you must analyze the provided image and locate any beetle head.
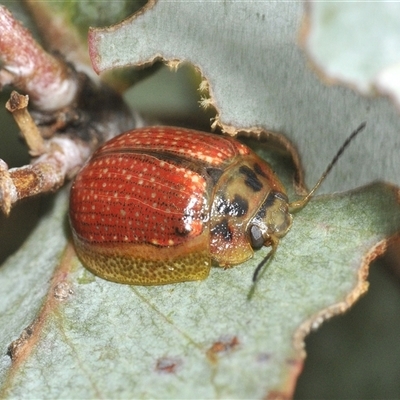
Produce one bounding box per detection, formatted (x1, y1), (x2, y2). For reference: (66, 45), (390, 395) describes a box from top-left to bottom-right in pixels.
(247, 191), (293, 250)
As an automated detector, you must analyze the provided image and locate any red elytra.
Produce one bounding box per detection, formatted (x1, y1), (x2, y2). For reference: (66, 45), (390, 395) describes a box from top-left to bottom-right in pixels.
(69, 126), (292, 285)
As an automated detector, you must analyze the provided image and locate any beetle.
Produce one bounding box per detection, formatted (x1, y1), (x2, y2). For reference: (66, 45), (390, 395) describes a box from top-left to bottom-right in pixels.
(69, 124), (365, 286)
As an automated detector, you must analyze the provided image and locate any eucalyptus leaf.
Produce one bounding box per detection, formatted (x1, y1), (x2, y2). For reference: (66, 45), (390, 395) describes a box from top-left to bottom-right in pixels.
(22, 0), (155, 90)
(303, 3), (400, 108)
(1, 147), (399, 398)
(1, 1), (400, 398)
(89, 0), (400, 193)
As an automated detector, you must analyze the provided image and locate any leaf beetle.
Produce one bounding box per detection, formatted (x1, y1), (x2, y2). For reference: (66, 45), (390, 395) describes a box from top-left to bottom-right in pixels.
(69, 123), (366, 286)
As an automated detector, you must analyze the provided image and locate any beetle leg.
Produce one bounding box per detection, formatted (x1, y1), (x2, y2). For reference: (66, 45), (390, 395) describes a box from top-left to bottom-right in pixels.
(247, 237), (279, 300)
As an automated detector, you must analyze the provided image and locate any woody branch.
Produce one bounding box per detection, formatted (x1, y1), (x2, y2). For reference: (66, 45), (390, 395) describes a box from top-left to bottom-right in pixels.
(0, 5), (134, 215)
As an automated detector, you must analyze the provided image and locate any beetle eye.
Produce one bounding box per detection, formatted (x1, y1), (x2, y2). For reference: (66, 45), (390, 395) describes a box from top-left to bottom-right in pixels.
(249, 225), (264, 249)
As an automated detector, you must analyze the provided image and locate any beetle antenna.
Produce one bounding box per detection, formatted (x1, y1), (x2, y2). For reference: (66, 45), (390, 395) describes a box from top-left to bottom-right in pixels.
(289, 122), (366, 212)
(247, 240), (278, 300)
(248, 122), (366, 300)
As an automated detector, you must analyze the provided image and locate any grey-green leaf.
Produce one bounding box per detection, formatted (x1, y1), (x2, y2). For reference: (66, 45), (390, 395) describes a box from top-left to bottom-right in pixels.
(303, 3), (400, 107)
(89, 1), (400, 193)
(1, 178), (399, 398)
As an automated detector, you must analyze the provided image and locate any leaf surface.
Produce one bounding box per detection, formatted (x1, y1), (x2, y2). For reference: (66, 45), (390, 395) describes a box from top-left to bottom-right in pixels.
(303, 3), (400, 109)
(1, 148), (399, 398)
(89, 0), (400, 193)
(1, 1), (400, 398)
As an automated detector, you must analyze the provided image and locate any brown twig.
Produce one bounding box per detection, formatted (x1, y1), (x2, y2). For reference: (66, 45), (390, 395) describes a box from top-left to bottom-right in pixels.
(6, 91), (46, 156)
(0, 6), (136, 215)
(0, 5), (78, 111)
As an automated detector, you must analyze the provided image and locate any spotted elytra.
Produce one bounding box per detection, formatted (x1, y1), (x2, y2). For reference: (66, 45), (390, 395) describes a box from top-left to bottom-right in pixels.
(69, 123), (366, 286)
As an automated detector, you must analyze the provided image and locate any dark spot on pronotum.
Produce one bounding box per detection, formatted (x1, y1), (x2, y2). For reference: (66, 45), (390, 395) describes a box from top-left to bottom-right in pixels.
(255, 199), (268, 219)
(230, 194), (249, 217)
(263, 190), (281, 208)
(206, 167), (224, 185)
(253, 162), (267, 177)
(216, 196), (230, 215)
(256, 191), (288, 219)
(239, 165), (263, 192)
(217, 194), (249, 217)
(211, 219), (232, 242)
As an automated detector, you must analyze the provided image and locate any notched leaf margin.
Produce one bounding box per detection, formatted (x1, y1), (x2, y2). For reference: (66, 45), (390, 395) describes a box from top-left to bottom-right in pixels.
(88, 1), (308, 197)
(292, 235), (398, 358)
